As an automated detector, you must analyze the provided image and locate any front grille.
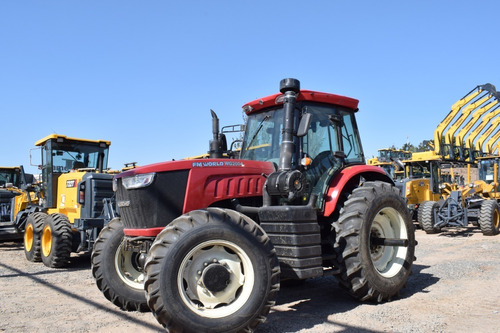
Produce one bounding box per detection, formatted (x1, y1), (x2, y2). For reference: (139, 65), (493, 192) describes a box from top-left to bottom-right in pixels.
(81, 173), (114, 219)
(117, 170), (189, 229)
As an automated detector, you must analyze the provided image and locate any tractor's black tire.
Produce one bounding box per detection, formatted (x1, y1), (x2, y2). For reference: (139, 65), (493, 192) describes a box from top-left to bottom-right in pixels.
(419, 201), (441, 234)
(333, 181), (415, 302)
(144, 208), (280, 333)
(24, 212), (47, 262)
(91, 218), (149, 312)
(40, 213), (73, 268)
(478, 200), (500, 236)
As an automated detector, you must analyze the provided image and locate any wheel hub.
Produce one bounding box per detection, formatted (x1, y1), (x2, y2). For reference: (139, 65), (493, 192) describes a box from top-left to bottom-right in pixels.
(371, 207), (408, 278)
(41, 225), (52, 257)
(202, 263), (231, 293)
(179, 241), (255, 318)
(115, 241), (145, 290)
(25, 224), (34, 251)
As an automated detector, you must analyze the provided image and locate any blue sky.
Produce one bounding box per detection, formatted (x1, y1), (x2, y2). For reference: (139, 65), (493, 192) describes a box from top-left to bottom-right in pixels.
(2, 1), (499, 175)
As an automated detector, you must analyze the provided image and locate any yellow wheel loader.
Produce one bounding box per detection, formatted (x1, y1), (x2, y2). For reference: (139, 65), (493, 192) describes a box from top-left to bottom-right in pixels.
(16, 135), (117, 267)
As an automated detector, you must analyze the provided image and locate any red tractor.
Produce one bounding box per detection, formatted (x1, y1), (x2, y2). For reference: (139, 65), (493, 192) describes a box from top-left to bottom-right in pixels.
(92, 79), (416, 332)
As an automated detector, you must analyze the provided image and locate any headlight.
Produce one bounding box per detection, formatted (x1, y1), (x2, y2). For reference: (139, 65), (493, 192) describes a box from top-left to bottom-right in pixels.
(122, 172), (155, 189)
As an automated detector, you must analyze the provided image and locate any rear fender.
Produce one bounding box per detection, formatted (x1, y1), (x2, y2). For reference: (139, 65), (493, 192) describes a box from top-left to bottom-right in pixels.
(323, 165), (394, 217)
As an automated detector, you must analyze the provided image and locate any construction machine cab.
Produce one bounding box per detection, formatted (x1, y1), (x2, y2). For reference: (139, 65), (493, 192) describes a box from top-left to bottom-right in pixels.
(0, 167), (21, 189)
(476, 156), (499, 195)
(35, 134), (110, 209)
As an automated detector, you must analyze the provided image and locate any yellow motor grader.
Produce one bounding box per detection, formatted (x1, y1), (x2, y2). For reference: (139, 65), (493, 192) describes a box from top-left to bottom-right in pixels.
(13, 135), (117, 268)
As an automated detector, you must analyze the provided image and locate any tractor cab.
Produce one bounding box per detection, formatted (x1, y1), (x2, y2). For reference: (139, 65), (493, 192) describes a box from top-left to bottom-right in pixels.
(34, 134), (110, 210)
(240, 87), (364, 207)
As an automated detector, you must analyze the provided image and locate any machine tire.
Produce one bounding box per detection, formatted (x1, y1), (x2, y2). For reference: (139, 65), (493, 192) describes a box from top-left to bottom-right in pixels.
(333, 181), (415, 302)
(478, 200), (500, 236)
(419, 201), (441, 234)
(40, 213), (73, 268)
(24, 212), (47, 262)
(91, 218), (149, 312)
(144, 208), (280, 333)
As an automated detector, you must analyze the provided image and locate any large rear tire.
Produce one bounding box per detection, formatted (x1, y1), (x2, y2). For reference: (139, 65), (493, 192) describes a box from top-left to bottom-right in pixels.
(91, 218), (149, 312)
(419, 201), (441, 234)
(334, 181), (415, 302)
(24, 212), (47, 262)
(144, 208), (280, 333)
(40, 213), (73, 268)
(478, 200), (500, 236)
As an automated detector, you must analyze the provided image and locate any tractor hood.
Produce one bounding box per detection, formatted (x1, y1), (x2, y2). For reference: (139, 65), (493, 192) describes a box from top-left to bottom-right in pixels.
(115, 158), (275, 179)
(114, 159), (275, 234)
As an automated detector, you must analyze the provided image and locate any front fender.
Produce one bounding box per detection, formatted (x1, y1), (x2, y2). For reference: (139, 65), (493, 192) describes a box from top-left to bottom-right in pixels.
(323, 165), (394, 217)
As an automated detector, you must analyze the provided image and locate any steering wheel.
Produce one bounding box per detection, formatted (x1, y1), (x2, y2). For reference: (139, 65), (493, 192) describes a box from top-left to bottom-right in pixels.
(311, 151), (336, 169)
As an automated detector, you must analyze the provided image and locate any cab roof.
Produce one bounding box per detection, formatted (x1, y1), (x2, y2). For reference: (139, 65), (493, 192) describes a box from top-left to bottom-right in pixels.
(242, 89), (359, 115)
(35, 134), (111, 147)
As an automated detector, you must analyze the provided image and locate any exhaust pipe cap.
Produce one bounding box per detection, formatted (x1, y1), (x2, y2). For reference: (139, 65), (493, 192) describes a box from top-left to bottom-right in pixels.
(280, 78), (300, 94)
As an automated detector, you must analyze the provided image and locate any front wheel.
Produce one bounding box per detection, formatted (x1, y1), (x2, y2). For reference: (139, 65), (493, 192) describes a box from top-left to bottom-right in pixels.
(24, 212), (47, 262)
(334, 181), (415, 302)
(91, 218), (149, 312)
(419, 201), (441, 234)
(40, 213), (73, 268)
(478, 200), (500, 236)
(144, 208), (280, 333)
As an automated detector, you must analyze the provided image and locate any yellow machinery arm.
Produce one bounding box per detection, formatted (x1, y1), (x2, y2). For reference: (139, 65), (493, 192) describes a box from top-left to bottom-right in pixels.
(464, 105), (500, 159)
(493, 142), (499, 155)
(475, 116), (500, 155)
(433, 85), (487, 156)
(455, 100), (499, 160)
(440, 84), (497, 160)
(484, 130), (500, 155)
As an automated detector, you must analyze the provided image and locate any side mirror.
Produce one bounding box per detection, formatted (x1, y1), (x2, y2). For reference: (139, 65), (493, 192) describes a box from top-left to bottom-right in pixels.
(296, 113), (312, 137)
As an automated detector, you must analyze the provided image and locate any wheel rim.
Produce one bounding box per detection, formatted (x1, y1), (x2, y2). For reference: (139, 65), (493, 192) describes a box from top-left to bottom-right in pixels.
(178, 240), (254, 319)
(25, 224), (34, 252)
(41, 225), (52, 257)
(114, 240), (144, 290)
(370, 207), (408, 278)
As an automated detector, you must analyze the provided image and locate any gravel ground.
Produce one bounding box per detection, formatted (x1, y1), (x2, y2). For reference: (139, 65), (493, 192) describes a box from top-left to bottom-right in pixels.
(1, 226), (499, 333)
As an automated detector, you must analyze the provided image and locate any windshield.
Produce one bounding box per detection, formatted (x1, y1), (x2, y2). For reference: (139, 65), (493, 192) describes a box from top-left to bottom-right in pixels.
(406, 161), (433, 179)
(0, 169), (20, 187)
(44, 141), (109, 173)
(240, 108), (284, 165)
(479, 159), (498, 183)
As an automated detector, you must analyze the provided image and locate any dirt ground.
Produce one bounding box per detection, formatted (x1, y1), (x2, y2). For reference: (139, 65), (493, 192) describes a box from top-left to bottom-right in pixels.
(1, 227), (499, 333)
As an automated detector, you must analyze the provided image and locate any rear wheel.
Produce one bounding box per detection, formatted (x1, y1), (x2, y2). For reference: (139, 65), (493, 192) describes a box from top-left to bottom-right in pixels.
(91, 218), (149, 312)
(144, 208), (280, 333)
(334, 181), (415, 302)
(419, 201), (441, 234)
(478, 200), (500, 236)
(41, 213), (73, 268)
(24, 212), (47, 262)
